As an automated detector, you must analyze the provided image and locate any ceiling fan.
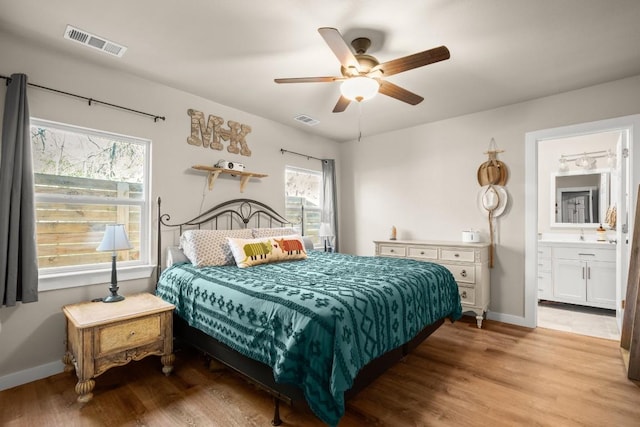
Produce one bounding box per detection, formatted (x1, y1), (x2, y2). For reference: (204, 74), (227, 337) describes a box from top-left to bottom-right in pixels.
(274, 27), (450, 113)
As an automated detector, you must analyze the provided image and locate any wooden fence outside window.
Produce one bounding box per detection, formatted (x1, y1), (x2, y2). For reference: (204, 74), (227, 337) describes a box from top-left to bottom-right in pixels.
(35, 173), (142, 269)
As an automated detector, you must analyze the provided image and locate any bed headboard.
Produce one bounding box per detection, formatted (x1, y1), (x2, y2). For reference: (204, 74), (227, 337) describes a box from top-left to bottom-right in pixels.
(156, 197), (291, 281)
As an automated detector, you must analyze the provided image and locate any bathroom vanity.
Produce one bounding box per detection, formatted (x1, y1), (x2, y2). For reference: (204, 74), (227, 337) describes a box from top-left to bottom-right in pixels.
(537, 241), (616, 309)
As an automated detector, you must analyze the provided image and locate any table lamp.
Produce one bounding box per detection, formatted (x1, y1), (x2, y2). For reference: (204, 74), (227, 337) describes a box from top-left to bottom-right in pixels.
(97, 224), (132, 303)
(319, 222), (334, 252)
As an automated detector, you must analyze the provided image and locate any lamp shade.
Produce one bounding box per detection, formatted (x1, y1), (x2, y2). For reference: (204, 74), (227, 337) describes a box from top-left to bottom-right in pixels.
(319, 222), (333, 237)
(340, 77), (379, 102)
(97, 224), (132, 253)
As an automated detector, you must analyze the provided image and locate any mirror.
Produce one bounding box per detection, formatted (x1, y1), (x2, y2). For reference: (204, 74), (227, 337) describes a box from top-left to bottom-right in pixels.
(551, 169), (610, 227)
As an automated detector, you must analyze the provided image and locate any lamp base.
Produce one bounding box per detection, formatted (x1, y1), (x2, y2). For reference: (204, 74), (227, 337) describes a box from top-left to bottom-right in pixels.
(103, 282), (125, 303)
(103, 294), (125, 303)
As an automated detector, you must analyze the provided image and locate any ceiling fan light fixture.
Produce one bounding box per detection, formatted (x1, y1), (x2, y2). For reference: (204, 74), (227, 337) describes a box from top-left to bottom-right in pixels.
(340, 77), (379, 102)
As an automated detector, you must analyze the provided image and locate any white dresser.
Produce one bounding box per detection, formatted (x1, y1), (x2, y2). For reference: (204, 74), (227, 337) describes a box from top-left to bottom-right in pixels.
(374, 240), (491, 328)
(537, 241), (616, 309)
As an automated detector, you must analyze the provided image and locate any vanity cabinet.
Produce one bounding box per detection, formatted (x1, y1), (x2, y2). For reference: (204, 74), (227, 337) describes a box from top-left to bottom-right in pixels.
(374, 240), (490, 328)
(538, 242), (615, 309)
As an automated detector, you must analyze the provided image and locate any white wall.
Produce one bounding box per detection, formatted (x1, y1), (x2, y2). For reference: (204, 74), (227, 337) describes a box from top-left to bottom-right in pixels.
(339, 75), (640, 323)
(0, 32), (339, 388)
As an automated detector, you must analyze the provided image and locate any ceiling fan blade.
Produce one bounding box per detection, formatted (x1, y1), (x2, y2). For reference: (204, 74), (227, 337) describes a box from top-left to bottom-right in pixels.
(378, 81), (424, 105)
(378, 46), (450, 77)
(332, 95), (351, 113)
(318, 27), (360, 72)
(274, 77), (342, 84)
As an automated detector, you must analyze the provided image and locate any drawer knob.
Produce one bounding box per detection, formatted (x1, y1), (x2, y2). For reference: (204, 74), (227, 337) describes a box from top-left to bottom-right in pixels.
(461, 291), (467, 298)
(390, 249), (394, 253)
(454, 253), (460, 257)
(130, 331), (136, 336)
(420, 251), (425, 255)
(460, 270), (467, 277)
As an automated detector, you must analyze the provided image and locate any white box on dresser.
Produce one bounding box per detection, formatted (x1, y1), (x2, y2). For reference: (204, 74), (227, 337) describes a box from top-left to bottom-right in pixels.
(374, 240), (491, 328)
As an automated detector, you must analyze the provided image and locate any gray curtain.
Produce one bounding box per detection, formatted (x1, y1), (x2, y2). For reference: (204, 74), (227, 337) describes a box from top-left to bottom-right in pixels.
(0, 73), (38, 306)
(321, 159), (339, 252)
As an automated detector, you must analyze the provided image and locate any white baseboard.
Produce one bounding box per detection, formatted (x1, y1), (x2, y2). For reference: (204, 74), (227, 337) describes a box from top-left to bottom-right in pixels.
(486, 311), (534, 328)
(0, 360), (65, 392)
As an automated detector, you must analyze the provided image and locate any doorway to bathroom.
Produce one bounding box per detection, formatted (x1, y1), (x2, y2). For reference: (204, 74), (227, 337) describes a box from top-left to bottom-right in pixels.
(525, 115), (640, 339)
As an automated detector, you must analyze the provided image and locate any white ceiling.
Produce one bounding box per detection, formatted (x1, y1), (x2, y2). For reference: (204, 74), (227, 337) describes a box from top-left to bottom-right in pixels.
(2, 0), (640, 142)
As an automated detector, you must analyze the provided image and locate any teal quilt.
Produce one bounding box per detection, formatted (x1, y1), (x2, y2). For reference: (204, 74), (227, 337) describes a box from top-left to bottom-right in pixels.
(156, 251), (462, 426)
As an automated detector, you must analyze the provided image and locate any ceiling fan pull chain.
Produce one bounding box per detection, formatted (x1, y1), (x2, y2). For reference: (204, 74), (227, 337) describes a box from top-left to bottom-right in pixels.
(358, 102), (363, 142)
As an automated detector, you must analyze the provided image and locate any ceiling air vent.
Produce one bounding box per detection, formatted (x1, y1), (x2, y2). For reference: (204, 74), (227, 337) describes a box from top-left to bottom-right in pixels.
(294, 114), (320, 127)
(64, 25), (127, 58)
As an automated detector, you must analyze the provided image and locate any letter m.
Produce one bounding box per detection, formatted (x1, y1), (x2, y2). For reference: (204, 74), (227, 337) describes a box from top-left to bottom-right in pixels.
(187, 109), (224, 150)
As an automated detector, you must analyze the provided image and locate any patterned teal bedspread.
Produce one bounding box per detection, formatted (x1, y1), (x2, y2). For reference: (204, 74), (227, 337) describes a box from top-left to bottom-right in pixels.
(156, 251), (462, 426)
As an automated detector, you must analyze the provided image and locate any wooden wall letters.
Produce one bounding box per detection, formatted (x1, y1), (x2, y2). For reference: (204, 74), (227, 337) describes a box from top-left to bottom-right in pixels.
(187, 109), (252, 156)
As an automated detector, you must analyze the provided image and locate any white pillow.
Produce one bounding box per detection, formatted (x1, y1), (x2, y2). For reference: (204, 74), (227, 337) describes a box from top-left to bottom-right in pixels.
(227, 234), (307, 268)
(252, 227), (297, 238)
(180, 229), (253, 267)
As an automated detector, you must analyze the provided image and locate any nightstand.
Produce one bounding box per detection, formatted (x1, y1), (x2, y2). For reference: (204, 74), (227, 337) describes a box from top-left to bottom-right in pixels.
(62, 292), (175, 403)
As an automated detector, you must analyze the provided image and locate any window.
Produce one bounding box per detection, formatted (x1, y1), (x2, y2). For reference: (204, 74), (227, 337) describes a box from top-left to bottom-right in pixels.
(285, 166), (322, 245)
(30, 119), (150, 285)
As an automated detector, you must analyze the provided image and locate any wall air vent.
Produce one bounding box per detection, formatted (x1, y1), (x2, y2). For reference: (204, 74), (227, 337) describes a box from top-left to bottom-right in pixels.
(64, 25), (127, 58)
(294, 114), (320, 127)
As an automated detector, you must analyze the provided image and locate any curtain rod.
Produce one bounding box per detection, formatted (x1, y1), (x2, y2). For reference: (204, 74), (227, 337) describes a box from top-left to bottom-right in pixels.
(280, 148), (323, 161)
(0, 74), (166, 122)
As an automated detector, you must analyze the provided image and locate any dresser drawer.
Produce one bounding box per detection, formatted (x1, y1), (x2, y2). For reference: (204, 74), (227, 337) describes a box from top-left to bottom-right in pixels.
(378, 244), (406, 257)
(441, 263), (475, 284)
(97, 315), (161, 356)
(458, 286), (475, 305)
(440, 248), (475, 263)
(407, 246), (438, 260)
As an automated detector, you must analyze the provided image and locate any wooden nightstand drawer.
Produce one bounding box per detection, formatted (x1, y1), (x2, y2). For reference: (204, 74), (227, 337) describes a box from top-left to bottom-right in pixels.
(441, 263), (476, 284)
(97, 315), (161, 356)
(378, 244), (406, 257)
(408, 246), (438, 260)
(440, 248), (475, 262)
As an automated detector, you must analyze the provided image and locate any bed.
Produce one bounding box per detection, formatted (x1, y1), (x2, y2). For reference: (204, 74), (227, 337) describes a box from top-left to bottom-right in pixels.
(154, 198), (462, 426)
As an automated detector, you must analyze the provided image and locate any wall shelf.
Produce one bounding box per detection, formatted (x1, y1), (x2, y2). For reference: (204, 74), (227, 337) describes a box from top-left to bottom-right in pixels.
(192, 165), (267, 192)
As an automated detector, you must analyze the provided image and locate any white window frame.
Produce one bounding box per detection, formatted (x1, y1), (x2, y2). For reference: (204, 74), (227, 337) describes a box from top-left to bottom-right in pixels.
(31, 118), (154, 291)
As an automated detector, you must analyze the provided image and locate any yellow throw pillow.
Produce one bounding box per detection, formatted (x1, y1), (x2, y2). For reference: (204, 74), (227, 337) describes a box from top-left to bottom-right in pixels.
(227, 235), (307, 268)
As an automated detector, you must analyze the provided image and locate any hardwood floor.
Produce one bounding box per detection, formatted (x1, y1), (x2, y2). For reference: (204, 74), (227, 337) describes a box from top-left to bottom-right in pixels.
(2, 317), (639, 426)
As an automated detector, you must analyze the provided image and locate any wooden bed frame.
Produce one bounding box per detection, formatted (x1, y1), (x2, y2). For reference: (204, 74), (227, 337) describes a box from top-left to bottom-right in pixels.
(155, 197), (445, 425)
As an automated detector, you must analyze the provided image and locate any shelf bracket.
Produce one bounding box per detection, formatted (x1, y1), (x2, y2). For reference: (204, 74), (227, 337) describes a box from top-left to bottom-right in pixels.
(207, 170), (222, 190)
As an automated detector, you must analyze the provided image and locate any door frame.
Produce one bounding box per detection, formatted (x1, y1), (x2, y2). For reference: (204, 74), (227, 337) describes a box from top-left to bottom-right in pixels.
(524, 114), (640, 329)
